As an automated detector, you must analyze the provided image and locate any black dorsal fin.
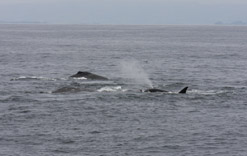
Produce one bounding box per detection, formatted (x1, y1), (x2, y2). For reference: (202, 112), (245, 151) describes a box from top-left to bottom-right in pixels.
(178, 87), (188, 94)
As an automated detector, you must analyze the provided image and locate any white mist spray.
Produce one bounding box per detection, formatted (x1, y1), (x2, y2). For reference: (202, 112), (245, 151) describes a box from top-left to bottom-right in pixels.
(120, 59), (153, 88)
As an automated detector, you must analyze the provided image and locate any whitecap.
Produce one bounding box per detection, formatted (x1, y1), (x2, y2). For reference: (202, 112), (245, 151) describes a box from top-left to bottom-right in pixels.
(97, 86), (126, 92)
(11, 76), (57, 81)
(189, 89), (226, 95)
(72, 77), (87, 80)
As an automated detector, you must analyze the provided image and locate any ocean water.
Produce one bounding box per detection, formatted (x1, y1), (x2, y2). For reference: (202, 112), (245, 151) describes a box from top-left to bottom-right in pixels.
(0, 24), (247, 156)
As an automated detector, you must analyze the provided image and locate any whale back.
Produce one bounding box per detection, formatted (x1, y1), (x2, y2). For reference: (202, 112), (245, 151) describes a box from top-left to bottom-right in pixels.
(144, 88), (168, 92)
(70, 71), (108, 80)
(144, 87), (188, 94)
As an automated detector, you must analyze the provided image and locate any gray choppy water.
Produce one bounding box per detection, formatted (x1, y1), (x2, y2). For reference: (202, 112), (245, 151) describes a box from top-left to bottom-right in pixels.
(0, 24), (247, 156)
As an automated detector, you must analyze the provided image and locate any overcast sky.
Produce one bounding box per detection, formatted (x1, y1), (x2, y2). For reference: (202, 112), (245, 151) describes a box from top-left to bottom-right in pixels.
(0, 0), (246, 24)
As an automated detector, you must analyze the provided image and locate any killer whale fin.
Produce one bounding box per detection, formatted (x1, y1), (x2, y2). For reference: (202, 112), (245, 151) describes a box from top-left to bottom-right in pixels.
(178, 87), (188, 94)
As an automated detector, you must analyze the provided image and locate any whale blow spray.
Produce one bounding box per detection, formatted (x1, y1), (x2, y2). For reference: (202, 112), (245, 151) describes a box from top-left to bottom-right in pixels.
(120, 59), (153, 88)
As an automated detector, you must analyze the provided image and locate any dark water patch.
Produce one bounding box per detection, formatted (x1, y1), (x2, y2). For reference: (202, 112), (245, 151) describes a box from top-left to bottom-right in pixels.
(1, 95), (39, 103)
(51, 87), (82, 94)
(8, 105), (32, 113)
(52, 148), (72, 154)
(55, 137), (76, 145)
(89, 130), (102, 134)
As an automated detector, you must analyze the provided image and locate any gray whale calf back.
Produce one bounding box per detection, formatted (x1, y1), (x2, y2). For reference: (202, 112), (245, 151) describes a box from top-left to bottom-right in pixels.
(70, 71), (108, 80)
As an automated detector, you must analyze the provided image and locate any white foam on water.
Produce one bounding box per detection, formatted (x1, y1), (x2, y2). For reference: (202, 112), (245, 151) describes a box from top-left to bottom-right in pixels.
(97, 86), (126, 92)
(72, 77), (87, 80)
(11, 76), (57, 81)
(189, 89), (226, 95)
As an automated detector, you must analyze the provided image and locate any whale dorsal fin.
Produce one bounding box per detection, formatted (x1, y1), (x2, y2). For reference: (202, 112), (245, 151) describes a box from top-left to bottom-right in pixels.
(178, 87), (188, 94)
